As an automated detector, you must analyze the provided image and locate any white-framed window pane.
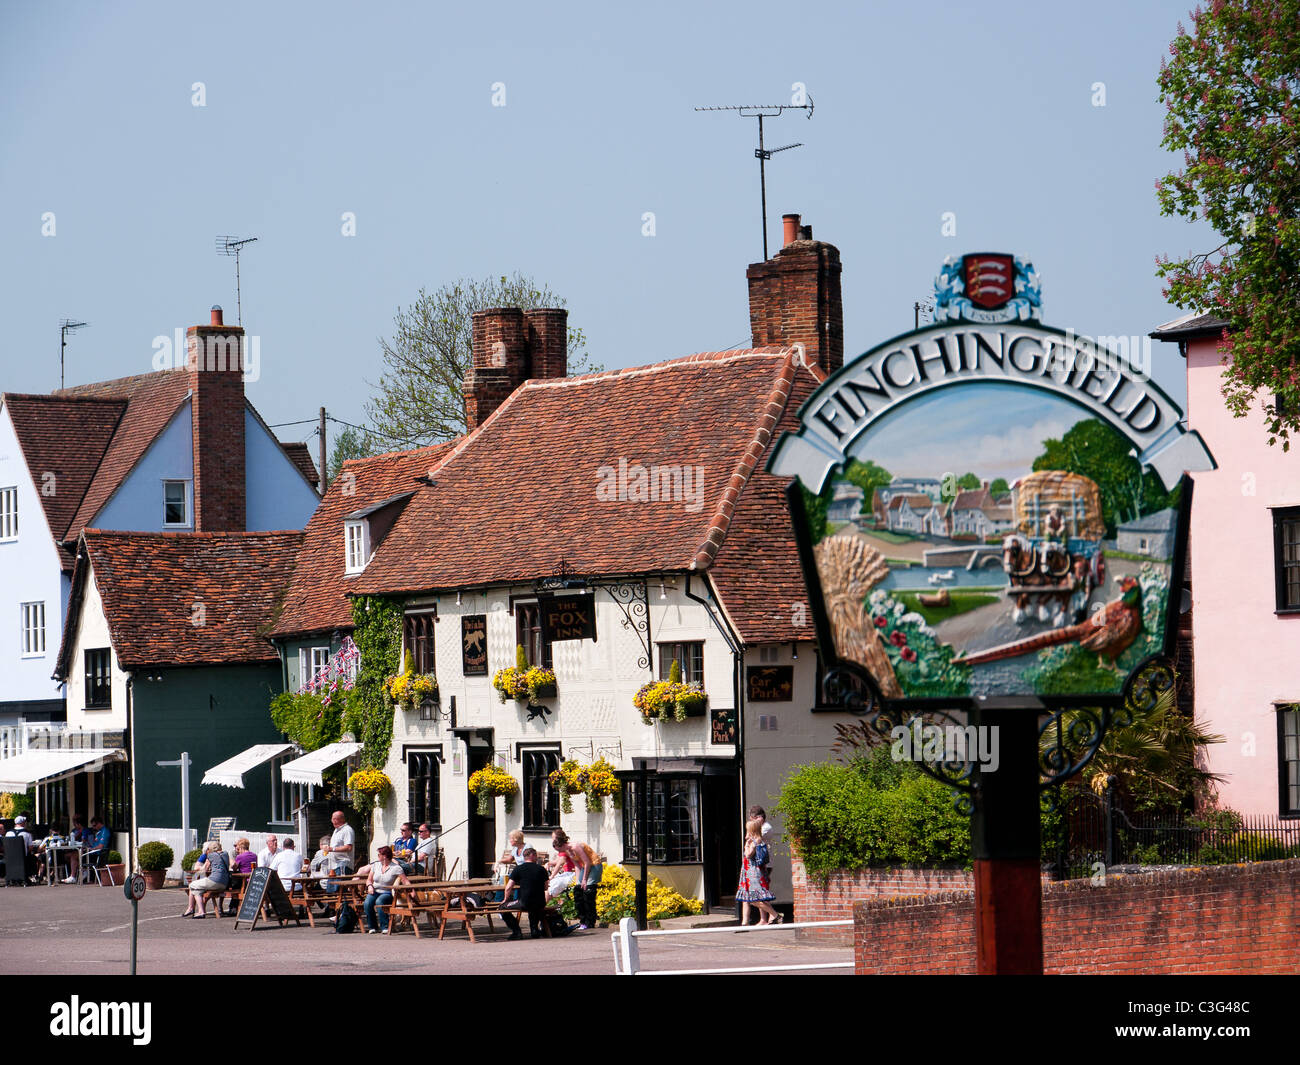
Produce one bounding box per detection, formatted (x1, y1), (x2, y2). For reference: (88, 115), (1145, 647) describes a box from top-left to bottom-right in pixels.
(312, 646), (330, 679)
(164, 481), (188, 525)
(20, 601), (45, 656)
(345, 521), (367, 572)
(0, 486), (17, 540)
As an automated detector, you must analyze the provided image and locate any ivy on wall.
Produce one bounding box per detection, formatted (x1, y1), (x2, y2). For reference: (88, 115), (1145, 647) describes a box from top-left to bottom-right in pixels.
(350, 595), (403, 771)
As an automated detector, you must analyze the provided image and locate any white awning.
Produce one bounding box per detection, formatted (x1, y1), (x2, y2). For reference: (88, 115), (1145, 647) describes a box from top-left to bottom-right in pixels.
(0, 748), (126, 791)
(278, 742), (362, 787)
(201, 743), (295, 789)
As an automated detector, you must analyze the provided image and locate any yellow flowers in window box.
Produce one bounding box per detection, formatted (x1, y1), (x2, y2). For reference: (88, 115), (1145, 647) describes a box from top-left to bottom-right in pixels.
(634, 658), (707, 724)
(384, 669), (438, 712)
(493, 645), (558, 705)
(467, 764), (519, 816)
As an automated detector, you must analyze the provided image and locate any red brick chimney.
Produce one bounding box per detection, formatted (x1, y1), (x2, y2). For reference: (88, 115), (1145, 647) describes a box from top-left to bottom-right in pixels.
(464, 306), (568, 429)
(747, 213), (844, 375)
(185, 305), (246, 530)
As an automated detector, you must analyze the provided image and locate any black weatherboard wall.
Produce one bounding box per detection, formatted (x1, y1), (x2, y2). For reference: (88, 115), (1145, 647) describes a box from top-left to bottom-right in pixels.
(132, 664), (286, 832)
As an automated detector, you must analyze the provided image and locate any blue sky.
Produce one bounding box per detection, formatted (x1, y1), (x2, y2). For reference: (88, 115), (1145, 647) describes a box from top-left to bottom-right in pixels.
(0, 0), (1213, 455)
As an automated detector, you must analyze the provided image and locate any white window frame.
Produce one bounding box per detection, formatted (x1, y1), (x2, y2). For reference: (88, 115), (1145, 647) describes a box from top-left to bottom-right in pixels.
(298, 645), (331, 691)
(20, 601), (45, 657)
(344, 520), (370, 573)
(0, 486), (17, 541)
(162, 479), (192, 528)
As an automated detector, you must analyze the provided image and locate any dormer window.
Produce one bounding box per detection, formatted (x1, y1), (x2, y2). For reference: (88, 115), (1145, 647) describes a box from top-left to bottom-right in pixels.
(344, 520), (370, 573)
(163, 480), (191, 527)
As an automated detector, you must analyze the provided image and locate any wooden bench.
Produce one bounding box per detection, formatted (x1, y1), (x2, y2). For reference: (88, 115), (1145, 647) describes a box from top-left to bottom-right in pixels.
(384, 886), (446, 938)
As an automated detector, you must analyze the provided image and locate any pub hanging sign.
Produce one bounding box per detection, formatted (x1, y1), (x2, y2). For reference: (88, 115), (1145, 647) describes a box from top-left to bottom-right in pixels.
(541, 593), (597, 643)
(769, 253), (1216, 708)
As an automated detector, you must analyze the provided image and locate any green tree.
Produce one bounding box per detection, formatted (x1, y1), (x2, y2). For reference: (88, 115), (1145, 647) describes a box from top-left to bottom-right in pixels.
(366, 273), (597, 447)
(326, 426), (380, 487)
(1033, 418), (1173, 536)
(989, 477), (1010, 496)
(1156, 1), (1300, 449)
(841, 459), (891, 516)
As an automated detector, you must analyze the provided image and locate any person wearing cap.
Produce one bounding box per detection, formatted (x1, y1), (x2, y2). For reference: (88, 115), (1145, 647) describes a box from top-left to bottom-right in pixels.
(4, 816), (37, 881)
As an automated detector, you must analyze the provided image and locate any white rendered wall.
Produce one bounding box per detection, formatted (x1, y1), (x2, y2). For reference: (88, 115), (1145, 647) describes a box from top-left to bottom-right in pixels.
(63, 564), (128, 732)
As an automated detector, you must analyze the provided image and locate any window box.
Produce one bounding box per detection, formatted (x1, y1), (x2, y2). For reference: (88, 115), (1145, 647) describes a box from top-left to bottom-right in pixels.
(493, 644), (557, 705)
(633, 679), (708, 723)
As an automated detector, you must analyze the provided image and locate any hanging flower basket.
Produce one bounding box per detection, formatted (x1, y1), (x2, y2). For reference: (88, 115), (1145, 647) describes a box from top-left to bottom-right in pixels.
(468, 765), (518, 816)
(493, 663), (558, 705)
(384, 669), (438, 712)
(583, 758), (622, 812)
(548, 759), (584, 814)
(348, 768), (392, 806)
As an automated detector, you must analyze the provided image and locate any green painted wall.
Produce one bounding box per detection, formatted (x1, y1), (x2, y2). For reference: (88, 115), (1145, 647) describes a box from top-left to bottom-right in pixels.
(282, 636), (346, 694)
(133, 664), (286, 833)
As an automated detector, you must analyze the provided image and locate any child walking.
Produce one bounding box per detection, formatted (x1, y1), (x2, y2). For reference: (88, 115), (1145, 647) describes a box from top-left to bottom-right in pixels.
(736, 817), (781, 926)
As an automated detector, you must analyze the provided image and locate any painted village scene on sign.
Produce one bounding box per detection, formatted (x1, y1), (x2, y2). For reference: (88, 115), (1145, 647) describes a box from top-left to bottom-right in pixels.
(772, 253), (1213, 703)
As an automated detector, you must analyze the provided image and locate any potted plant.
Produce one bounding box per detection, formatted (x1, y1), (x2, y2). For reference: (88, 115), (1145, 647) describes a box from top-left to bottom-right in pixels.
(136, 840), (174, 889)
(181, 847), (203, 887)
(582, 758), (623, 812)
(348, 768), (392, 807)
(467, 764), (519, 816)
(100, 850), (126, 886)
(548, 759), (585, 813)
(493, 645), (557, 705)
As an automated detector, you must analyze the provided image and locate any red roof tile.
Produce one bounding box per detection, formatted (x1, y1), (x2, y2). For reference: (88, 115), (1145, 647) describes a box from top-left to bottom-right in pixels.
(58, 530), (304, 671)
(352, 350), (796, 596)
(271, 443), (458, 638)
(280, 442), (320, 489)
(3, 393), (125, 542)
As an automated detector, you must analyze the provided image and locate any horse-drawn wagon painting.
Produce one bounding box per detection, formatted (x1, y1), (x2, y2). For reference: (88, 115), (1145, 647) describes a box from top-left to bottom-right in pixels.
(803, 383), (1180, 701)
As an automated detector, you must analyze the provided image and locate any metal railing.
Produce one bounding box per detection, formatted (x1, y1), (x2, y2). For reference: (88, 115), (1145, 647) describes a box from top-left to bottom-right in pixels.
(611, 916), (854, 975)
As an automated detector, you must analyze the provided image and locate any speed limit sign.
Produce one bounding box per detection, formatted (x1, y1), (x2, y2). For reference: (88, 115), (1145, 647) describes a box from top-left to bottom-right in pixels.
(125, 873), (146, 901)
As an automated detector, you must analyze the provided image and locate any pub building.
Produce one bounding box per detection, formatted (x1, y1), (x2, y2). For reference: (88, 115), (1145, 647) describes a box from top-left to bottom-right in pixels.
(272, 214), (852, 906)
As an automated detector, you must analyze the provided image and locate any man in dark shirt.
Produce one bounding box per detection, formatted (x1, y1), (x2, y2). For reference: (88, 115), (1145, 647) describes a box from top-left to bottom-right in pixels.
(500, 847), (549, 940)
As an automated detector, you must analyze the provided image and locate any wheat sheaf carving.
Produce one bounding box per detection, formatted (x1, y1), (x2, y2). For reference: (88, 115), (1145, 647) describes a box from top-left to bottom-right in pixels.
(813, 533), (901, 698)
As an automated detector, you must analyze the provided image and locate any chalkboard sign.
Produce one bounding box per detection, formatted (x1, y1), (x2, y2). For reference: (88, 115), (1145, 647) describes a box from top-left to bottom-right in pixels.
(206, 817), (236, 842)
(234, 867), (301, 931)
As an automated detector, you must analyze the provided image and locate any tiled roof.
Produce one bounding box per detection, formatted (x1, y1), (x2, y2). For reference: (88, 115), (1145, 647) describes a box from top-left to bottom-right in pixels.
(271, 443), (458, 638)
(888, 493), (933, 511)
(2, 394), (125, 544)
(280, 442), (320, 488)
(952, 487), (993, 511)
(57, 530), (303, 672)
(1149, 311), (1229, 341)
(352, 349), (800, 603)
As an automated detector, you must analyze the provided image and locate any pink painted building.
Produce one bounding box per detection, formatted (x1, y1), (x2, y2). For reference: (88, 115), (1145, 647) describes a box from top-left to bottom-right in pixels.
(1152, 313), (1300, 818)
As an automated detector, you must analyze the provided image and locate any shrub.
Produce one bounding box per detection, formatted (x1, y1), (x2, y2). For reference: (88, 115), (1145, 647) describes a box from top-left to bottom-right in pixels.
(776, 747), (971, 882)
(0, 790), (34, 819)
(595, 864), (703, 924)
(137, 841), (174, 871)
(182, 848), (203, 872)
(105, 851), (123, 864)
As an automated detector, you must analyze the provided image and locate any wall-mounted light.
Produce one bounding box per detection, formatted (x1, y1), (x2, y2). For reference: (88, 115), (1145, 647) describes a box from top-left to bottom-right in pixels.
(792, 645), (798, 661)
(456, 590), (462, 606)
(659, 579), (667, 600)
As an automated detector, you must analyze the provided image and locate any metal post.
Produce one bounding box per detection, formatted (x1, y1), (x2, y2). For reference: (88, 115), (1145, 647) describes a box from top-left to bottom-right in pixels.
(130, 898), (138, 975)
(757, 114), (768, 261)
(156, 752), (193, 858)
(636, 762), (649, 931)
(970, 702), (1043, 975)
(1104, 775), (1117, 868)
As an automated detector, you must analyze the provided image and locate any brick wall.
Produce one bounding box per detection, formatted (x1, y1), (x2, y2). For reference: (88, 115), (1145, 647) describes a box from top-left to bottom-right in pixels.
(465, 306), (568, 428)
(746, 231), (844, 375)
(854, 859), (1300, 974)
(791, 856), (974, 945)
(186, 312), (246, 531)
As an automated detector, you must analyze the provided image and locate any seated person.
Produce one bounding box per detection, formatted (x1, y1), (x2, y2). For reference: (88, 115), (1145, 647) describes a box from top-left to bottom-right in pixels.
(392, 823), (418, 875)
(499, 847), (550, 940)
(362, 846), (410, 934)
(231, 838), (257, 875)
(61, 817), (87, 883)
(414, 823), (438, 876)
(269, 837), (302, 889)
(4, 815), (37, 882)
(34, 823), (65, 881)
(256, 834), (280, 869)
(309, 836), (333, 877)
(66, 816), (111, 882)
(184, 841), (230, 918)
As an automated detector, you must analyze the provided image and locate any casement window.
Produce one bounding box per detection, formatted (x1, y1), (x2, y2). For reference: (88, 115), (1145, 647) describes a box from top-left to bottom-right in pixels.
(20, 602), (45, 657)
(520, 746), (561, 830)
(1138, 536), (1150, 554)
(622, 775), (702, 864)
(1274, 507), (1300, 613)
(407, 749), (442, 828)
(84, 648), (112, 709)
(515, 602), (551, 669)
(0, 486), (17, 541)
(1279, 705), (1300, 818)
(163, 480), (190, 527)
(298, 646), (330, 691)
(344, 520), (369, 573)
(404, 611), (436, 675)
(658, 641), (704, 686)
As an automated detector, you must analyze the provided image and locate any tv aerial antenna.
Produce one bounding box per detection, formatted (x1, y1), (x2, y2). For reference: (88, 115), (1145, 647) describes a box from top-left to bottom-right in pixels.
(59, 319), (88, 390)
(214, 235), (259, 325)
(695, 98), (813, 260)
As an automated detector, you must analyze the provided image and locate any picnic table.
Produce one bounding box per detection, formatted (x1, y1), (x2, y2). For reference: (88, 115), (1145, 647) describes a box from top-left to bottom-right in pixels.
(382, 878), (501, 941)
